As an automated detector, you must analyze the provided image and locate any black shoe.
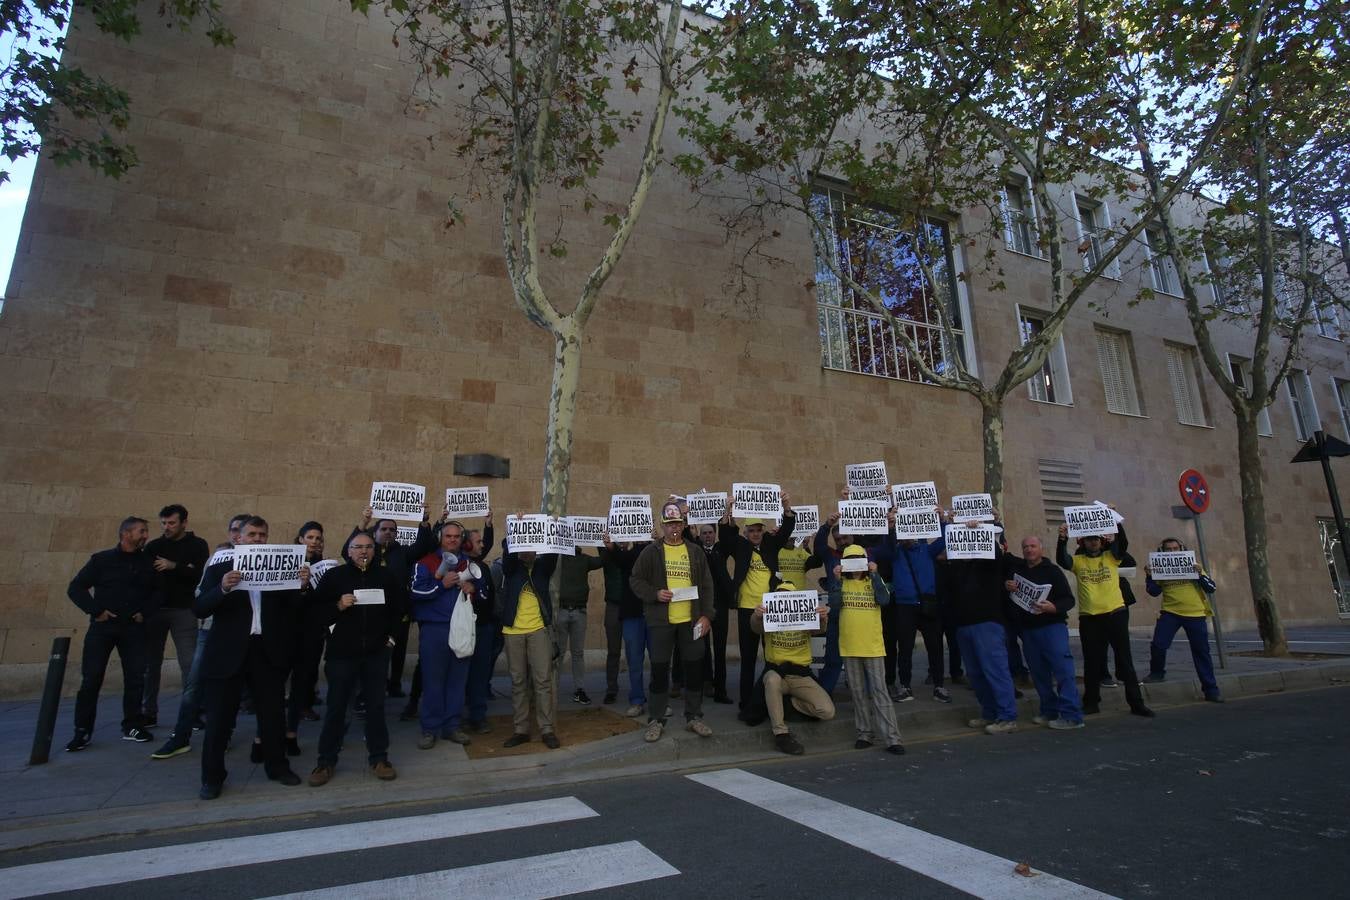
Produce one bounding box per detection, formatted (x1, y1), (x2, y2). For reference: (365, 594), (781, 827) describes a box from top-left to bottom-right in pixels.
(713, 693), (734, 704)
(66, 731), (91, 752)
(503, 733), (530, 748)
(1131, 705), (1156, 718)
(151, 736), (191, 759)
(572, 689), (592, 705)
(853, 739), (873, 750)
(885, 744), (906, 755)
(774, 732), (805, 756)
(269, 767), (302, 786)
(122, 726), (154, 743)
(250, 741), (264, 763)
(199, 782), (222, 800)
(542, 732), (561, 749)
(1100, 677), (1119, 688)
(1083, 702), (1101, 715)
(286, 736), (301, 757)
(603, 692), (617, 705)
(1204, 694), (1225, 703)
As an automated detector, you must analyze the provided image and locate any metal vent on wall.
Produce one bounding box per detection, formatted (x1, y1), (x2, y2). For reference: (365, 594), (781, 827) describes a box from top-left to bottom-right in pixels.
(1039, 458), (1084, 526)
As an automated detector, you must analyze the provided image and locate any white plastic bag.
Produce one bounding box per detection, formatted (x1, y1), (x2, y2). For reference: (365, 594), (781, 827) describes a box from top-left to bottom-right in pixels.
(449, 591), (477, 658)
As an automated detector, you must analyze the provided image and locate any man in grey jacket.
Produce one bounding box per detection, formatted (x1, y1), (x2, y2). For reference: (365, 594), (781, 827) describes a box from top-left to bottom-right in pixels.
(630, 501), (716, 743)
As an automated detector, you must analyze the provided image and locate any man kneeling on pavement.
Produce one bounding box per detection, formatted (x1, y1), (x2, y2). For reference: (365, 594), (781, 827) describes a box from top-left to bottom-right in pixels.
(750, 581), (835, 755)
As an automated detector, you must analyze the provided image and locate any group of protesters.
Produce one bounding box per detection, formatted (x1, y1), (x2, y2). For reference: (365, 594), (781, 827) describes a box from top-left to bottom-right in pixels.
(63, 488), (1222, 798)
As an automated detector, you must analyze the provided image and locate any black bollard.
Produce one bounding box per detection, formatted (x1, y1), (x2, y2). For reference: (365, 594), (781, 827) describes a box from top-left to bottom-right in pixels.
(29, 636), (71, 765)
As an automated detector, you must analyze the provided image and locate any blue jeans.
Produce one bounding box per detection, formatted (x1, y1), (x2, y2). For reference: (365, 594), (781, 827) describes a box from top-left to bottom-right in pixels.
(818, 611), (843, 694)
(318, 650), (390, 765)
(1150, 612), (1219, 697)
(622, 616), (648, 705)
(465, 621), (497, 724)
(418, 622), (471, 735)
(1021, 623), (1083, 723)
(171, 625), (210, 740)
(1006, 622), (1028, 679)
(956, 621), (1017, 722)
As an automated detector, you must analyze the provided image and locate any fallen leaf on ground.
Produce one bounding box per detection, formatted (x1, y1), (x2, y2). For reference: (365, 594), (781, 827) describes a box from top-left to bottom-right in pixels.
(1014, 863), (1035, 877)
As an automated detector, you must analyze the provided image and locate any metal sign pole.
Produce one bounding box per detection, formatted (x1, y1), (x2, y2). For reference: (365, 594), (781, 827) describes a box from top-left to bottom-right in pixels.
(1190, 514), (1226, 669)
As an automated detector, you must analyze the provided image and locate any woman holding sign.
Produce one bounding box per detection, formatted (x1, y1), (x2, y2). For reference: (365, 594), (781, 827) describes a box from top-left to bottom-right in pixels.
(1143, 539), (1222, 702)
(831, 545), (904, 755)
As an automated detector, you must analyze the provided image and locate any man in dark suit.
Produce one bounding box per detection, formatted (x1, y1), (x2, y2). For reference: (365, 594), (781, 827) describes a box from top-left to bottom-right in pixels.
(193, 516), (307, 799)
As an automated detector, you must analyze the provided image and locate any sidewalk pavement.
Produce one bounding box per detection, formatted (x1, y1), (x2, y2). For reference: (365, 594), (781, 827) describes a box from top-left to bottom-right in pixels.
(2, 633), (1347, 854)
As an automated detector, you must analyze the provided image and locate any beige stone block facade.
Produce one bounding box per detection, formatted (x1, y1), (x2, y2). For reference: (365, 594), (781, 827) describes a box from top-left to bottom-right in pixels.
(0, 1), (1347, 678)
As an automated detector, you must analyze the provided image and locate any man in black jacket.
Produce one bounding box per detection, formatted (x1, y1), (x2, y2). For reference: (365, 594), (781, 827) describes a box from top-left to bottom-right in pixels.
(141, 504), (210, 729)
(717, 492), (796, 711)
(307, 533), (403, 785)
(193, 516), (307, 798)
(66, 516), (159, 751)
(1004, 536), (1084, 729)
(696, 523), (734, 703)
(352, 507), (437, 698)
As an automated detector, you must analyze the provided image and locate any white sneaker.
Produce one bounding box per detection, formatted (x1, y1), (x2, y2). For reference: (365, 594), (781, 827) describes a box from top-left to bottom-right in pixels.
(686, 718), (713, 738)
(644, 720), (664, 743)
(967, 718), (992, 729)
(984, 720), (1018, 735)
(624, 704), (646, 718)
(1031, 715), (1055, 726)
(1048, 718), (1085, 730)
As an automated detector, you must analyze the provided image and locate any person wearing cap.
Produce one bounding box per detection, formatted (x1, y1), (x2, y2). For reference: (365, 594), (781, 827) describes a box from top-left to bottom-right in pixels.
(718, 492), (796, 712)
(1004, 535), (1084, 729)
(631, 501), (717, 742)
(831, 545), (904, 754)
(750, 581), (835, 755)
(1143, 537), (1222, 702)
(1056, 518), (1154, 718)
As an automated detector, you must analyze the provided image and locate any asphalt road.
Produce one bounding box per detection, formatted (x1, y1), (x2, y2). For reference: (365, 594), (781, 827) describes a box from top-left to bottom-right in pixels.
(3, 686), (1347, 899)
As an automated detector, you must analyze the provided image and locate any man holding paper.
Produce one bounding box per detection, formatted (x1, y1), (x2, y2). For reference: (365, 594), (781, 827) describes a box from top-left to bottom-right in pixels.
(750, 584), (835, 755)
(306, 533), (404, 785)
(631, 502), (716, 743)
(1144, 538), (1222, 702)
(942, 518), (1019, 735)
(193, 517), (308, 799)
(1004, 536), (1083, 729)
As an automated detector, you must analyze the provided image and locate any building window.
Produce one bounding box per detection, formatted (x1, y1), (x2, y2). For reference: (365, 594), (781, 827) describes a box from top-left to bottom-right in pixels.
(1094, 327), (1143, 416)
(1018, 307), (1071, 404)
(1317, 517), (1350, 618)
(1334, 377), (1350, 438)
(1316, 291), (1343, 340)
(812, 187), (972, 384)
(1075, 199), (1114, 276)
(1228, 354), (1274, 436)
(1144, 227), (1179, 296)
(1001, 183), (1038, 257)
(1286, 368), (1320, 441)
(1165, 342), (1210, 427)
(1204, 248), (1238, 310)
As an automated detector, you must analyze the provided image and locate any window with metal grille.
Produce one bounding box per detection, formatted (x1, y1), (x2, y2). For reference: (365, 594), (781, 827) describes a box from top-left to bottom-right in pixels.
(1001, 183), (1038, 257)
(1286, 368), (1320, 441)
(1039, 458), (1085, 527)
(1227, 354), (1274, 436)
(812, 187), (971, 384)
(1165, 342), (1209, 426)
(1094, 327), (1143, 416)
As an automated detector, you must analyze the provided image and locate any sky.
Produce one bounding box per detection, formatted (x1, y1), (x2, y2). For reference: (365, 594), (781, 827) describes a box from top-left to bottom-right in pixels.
(0, 154), (37, 294)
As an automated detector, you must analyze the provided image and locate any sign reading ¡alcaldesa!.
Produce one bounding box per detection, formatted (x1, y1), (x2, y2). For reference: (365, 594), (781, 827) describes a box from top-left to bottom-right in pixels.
(791, 505), (820, 541)
(1064, 504), (1119, 538)
(732, 483), (782, 520)
(761, 590), (823, 633)
(892, 481), (939, 511)
(233, 544), (307, 591)
(369, 482), (426, 522)
(894, 507), (943, 540)
(943, 525), (998, 560)
(838, 500), (889, 535)
(1149, 550), (1197, 580)
(949, 493), (995, 523)
(444, 486), (490, 518)
(505, 515), (575, 555)
(685, 491), (727, 526)
(607, 494), (654, 542)
(567, 516), (607, 548)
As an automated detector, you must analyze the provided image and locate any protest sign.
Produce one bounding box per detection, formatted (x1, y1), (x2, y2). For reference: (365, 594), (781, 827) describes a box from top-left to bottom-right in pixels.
(761, 590), (824, 633)
(395, 526), (420, 547)
(892, 481), (939, 511)
(309, 558), (340, 586)
(950, 493), (995, 523)
(894, 507), (943, 541)
(1064, 504), (1119, 538)
(790, 505), (820, 541)
(838, 500), (889, 535)
(846, 461), (889, 491)
(1149, 551), (1198, 581)
(352, 589), (385, 606)
(607, 494), (654, 542)
(840, 555), (870, 573)
(1008, 575), (1052, 613)
(848, 486), (892, 504)
(369, 482), (425, 522)
(944, 525), (998, 560)
(444, 486), (490, 518)
(233, 544), (307, 591)
(567, 516), (607, 548)
(686, 491), (727, 525)
(732, 483), (782, 521)
(506, 515), (575, 555)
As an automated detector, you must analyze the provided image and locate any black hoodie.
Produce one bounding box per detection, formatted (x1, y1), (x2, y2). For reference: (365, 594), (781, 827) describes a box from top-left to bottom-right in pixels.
(311, 544), (406, 660)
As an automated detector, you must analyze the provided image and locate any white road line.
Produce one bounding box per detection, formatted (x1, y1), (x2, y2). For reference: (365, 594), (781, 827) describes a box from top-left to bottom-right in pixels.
(0, 797), (598, 899)
(689, 769), (1118, 900)
(258, 840), (679, 899)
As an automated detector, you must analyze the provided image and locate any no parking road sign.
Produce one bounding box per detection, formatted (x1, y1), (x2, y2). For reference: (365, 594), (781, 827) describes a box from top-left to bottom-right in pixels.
(1179, 468), (1210, 515)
